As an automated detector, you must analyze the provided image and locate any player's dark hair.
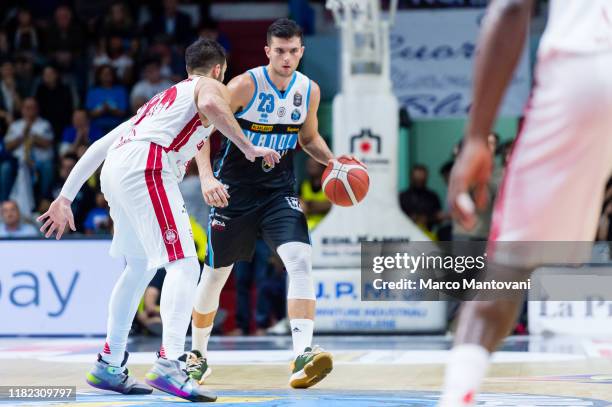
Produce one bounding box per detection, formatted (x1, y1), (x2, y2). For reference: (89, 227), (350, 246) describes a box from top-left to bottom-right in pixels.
(267, 18), (303, 45)
(185, 37), (226, 73)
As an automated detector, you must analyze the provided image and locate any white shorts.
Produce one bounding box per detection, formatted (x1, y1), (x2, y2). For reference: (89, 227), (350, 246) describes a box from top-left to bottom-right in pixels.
(100, 141), (195, 270)
(490, 51), (612, 264)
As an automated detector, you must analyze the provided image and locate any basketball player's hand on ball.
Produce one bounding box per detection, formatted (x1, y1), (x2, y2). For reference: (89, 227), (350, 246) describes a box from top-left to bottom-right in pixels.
(245, 146), (281, 167)
(201, 176), (230, 207)
(330, 155), (367, 169)
(37, 196), (76, 239)
(448, 139), (492, 230)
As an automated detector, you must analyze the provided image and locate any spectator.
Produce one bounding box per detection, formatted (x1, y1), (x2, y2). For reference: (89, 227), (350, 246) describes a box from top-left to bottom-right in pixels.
(51, 153), (96, 230)
(93, 35), (134, 85)
(59, 110), (104, 157)
(35, 65), (74, 139)
(14, 54), (37, 98)
(399, 164), (442, 234)
(130, 58), (173, 113)
(83, 190), (111, 235)
(300, 157), (331, 230)
(9, 8), (40, 54)
(0, 29), (9, 61)
(198, 19), (231, 54)
(145, 0), (195, 45)
(0, 61), (22, 132)
(147, 37), (184, 83)
(437, 160), (454, 241)
(101, 2), (136, 40)
(85, 64), (128, 134)
(44, 5), (85, 70)
(3, 98), (54, 201)
(452, 132), (503, 241)
(0, 199), (39, 237)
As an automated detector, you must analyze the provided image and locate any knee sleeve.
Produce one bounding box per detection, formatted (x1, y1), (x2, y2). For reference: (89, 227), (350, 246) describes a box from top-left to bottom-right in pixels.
(193, 264), (233, 314)
(277, 242), (315, 300)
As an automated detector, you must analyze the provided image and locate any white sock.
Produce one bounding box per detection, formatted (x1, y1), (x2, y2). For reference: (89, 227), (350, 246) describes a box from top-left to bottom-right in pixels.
(103, 257), (156, 366)
(290, 319), (314, 357)
(160, 257), (200, 361)
(191, 324), (213, 357)
(439, 344), (490, 407)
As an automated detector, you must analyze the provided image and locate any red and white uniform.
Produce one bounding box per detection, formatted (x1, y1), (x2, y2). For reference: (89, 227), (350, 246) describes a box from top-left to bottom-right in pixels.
(490, 0), (612, 261)
(101, 77), (213, 269)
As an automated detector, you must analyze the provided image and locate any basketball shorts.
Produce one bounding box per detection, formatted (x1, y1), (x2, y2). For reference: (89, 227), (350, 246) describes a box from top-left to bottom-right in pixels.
(100, 141), (196, 270)
(204, 188), (310, 268)
(489, 51), (612, 266)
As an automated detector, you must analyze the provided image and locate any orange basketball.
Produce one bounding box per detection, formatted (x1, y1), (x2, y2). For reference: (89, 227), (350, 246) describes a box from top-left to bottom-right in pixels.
(322, 157), (369, 206)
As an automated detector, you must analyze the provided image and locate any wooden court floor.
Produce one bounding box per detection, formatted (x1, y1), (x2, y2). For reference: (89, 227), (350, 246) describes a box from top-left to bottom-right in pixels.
(0, 336), (611, 406)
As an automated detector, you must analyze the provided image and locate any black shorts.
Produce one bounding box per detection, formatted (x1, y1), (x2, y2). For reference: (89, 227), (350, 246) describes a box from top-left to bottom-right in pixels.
(204, 189), (310, 268)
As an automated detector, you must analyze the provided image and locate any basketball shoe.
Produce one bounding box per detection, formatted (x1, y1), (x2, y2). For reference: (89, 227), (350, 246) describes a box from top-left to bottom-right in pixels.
(289, 346), (333, 388)
(182, 350), (212, 384)
(86, 352), (152, 394)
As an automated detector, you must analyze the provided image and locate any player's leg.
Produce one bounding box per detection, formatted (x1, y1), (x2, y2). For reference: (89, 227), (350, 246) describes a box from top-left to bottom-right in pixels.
(86, 158), (154, 395)
(188, 207), (258, 383)
(440, 52), (612, 407)
(87, 255), (156, 394)
(113, 144), (215, 401)
(261, 194), (333, 388)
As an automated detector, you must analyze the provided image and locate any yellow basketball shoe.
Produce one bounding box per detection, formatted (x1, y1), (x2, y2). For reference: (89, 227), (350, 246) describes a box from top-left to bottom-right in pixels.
(289, 346), (333, 388)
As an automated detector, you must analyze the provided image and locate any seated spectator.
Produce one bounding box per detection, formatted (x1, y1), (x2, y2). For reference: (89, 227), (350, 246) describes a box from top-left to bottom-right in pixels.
(9, 8), (40, 55)
(3, 98), (54, 201)
(300, 157), (331, 230)
(145, 0), (195, 45)
(35, 65), (73, 139)
(45, 5), (85, 71)
(14, 54), (37, 98)
(86, 64), (128, 134)
(60, 110), (103, 157)
(147, 37), (184, 83)
(51, 153), (96, 230)
(136, 268), (165, 336)
(0, 199), (39, 237)
(130, 58), (173, 113)
(399, 164), (441, 234)
(93, 36), (134, 85)
(0, 61), (22, 133)
(100, 2), (136, 40)
(84, 191), (111, 235)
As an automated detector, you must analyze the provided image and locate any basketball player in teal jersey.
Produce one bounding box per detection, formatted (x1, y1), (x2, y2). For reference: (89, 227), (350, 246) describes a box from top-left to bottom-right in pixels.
(183, 19), (363, 388)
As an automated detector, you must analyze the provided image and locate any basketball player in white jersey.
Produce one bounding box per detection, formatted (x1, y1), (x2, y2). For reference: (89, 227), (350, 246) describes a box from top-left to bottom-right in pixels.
(441, 1), (612, 405)
(38, 38), (280, 402)
(183, 19), (362, 388)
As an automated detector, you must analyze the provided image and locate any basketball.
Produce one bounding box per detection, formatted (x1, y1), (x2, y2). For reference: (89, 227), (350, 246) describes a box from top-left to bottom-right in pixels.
(322, 157), (369, 206)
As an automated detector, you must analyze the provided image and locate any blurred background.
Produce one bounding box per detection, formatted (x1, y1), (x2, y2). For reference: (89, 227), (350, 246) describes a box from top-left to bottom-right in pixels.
(1, 0), (610, 339)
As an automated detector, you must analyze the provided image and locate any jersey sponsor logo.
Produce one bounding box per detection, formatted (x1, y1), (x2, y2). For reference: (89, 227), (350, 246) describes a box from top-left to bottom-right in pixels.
(251, 123), (274, 132)
(286, 126), (300, 133)
(247, 132), (299, 151)
(294, 92), (303, 107)
(277, 107), (286, 117)
(211, 218), (226, 231)
(163, 228), (179, 245)
(285, 197), (303, 212)
(291, 109), (301, 121)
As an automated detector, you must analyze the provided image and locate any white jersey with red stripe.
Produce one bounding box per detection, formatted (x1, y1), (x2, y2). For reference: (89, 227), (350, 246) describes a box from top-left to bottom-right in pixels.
(539, 0), (612, 56)
(112, 76), (213, 180)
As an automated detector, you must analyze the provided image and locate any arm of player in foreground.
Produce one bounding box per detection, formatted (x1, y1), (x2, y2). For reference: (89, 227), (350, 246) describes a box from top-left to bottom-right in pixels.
(37, 119), (133, 239)
(194, 138), (230, 208)
(196, 78), (280, 166)
(448, 0), (533, 228)
(298, 81), (365, 168)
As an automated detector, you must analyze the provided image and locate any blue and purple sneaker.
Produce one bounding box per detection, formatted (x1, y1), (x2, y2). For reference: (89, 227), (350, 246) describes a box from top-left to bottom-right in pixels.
(86, 352), (152, 394)
(145, 353), (217, 402)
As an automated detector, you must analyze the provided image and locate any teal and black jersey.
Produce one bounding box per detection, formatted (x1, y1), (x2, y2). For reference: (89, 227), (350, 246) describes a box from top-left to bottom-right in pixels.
(214, 66), (312, 190)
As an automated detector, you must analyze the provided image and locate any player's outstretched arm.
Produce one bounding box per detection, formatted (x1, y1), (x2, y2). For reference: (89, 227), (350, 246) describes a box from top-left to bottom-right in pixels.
(298, 81), (365, 168)
(38, 119), (133, 239)
(448, 0), (532, 228)
(196, 78), (280, 166)
(194, 138), (230, 208)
